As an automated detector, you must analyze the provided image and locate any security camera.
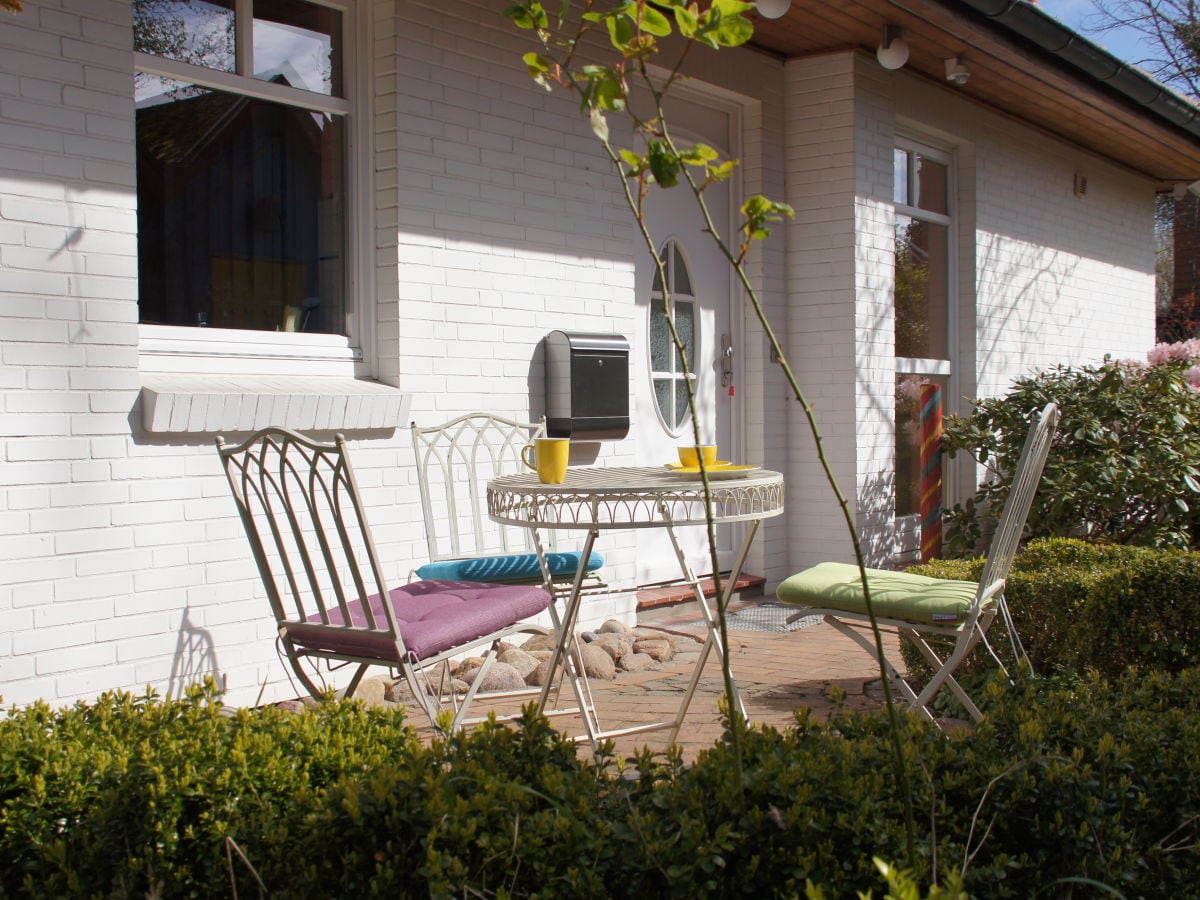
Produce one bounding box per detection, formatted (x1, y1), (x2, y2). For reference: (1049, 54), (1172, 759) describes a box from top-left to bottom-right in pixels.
(944, 57), (970, 86)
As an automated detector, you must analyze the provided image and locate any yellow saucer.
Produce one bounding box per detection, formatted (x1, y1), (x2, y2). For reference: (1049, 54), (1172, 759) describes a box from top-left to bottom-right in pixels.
(665, 463), (761, 480)
(666, 460), (732, 470)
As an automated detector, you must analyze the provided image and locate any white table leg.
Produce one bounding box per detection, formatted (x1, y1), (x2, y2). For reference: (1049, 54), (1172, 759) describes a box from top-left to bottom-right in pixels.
(536, 528), (603, 744)
(664, 518), (761, 742)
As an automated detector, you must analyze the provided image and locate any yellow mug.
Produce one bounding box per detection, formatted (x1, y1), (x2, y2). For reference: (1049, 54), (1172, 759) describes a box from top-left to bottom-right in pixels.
(678, 444), (718, 467)
(521, 437), (570, 484)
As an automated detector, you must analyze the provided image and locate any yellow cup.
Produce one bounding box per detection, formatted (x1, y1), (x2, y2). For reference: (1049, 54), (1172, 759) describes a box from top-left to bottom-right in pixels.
(678, 444), (718, 467)
(521, 437), (570, 484)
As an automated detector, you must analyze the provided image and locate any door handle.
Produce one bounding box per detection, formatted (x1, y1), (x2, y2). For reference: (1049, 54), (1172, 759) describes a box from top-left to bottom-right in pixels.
(720, 333), (734, 387)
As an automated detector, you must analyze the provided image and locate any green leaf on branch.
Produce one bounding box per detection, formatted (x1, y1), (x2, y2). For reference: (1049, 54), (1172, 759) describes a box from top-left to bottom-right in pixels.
(606, 10), (635, 48)
(695, 0), (754, 48)
(522, 51), (553, 89)
(680, 143), (720, 166)
(503, 1), (548, 30)
(674, 3), (699, 36)
(619, 148), (647, 175)
(647, 140), (681, 187)
(580, 65), (627, 111)
(708, 159), (738, 180)
(741, 194), (794, 240)
(639, 4), (673, 36)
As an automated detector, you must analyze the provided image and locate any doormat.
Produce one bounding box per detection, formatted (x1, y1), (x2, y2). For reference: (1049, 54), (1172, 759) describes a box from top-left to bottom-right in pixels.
(685, 601), (821, 633)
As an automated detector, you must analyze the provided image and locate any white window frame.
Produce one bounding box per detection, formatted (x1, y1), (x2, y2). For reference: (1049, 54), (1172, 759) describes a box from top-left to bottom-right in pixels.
(894, 136), (958, 555)
(134, 0), (373, 378)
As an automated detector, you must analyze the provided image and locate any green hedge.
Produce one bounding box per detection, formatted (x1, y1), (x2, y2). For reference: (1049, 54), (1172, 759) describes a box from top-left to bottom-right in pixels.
(2, 670), (1198, 897)
(904, 538), (1200, 683)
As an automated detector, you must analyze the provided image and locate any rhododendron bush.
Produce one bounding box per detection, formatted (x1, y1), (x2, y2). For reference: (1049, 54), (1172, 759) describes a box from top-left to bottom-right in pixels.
(941, 347), (1200, 555)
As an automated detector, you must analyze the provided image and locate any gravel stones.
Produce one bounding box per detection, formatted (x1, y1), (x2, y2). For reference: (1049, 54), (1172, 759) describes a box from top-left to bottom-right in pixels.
(301, 620), (691, 711)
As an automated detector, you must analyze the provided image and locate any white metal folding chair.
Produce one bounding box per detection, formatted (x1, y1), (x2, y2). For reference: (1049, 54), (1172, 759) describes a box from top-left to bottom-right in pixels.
(216, 427), (553, 734)
(409, 413), (604, 590)
(776, 402), (1059, 721)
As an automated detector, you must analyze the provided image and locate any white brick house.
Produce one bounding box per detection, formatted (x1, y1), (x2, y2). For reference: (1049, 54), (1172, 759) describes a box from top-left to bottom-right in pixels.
(2, 0), (1198, 708)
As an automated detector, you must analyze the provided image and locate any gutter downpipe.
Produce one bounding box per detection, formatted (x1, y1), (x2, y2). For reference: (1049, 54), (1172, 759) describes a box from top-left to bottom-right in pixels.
(958, 0), (1200, 142)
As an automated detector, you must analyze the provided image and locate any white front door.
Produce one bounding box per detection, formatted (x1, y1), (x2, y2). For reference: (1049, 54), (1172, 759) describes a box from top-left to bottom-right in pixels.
(632, 101), (739, 585)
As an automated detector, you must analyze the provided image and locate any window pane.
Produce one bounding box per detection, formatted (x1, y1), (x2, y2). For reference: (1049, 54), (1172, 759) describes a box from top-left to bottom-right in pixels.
(672, 246), (692, 295)
(654, 378), (671, 423)
(914, 155), (947, 215)
(675, 299), (695, 370)
(893, 148), (909, 205)
(133, 0), (235, 72)
(674, 379), (691, 429)
(136, 76), (346, 333)
(650, 300), (670, 371)
(895, 215), (948, 359)
(896, 375), (947, 551)
(253, 0), (343, 97)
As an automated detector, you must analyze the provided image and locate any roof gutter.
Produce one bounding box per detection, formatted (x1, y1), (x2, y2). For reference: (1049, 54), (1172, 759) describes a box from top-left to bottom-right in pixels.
(959, 0), (1200, 141)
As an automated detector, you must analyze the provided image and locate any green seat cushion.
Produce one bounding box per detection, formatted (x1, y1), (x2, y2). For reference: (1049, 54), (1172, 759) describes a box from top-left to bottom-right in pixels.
(776, 562), (979, 625)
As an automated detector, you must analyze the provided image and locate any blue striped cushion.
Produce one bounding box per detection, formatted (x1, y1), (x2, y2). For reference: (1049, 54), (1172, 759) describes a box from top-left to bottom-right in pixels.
(415, 551), (603, 583)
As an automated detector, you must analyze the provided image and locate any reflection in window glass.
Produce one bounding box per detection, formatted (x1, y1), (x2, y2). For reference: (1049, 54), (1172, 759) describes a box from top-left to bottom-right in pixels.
(133, 0), (235, 72)
(253, 0), (343, 97)
(915, 157), (947, 215)
(136, 76), (346, 333)
(895, 215), (949, 360)
(893, 148), (909, 207)
(649, 240), (698, 431)
(895, 149), (948, 216)
(895, 373), (946, 521)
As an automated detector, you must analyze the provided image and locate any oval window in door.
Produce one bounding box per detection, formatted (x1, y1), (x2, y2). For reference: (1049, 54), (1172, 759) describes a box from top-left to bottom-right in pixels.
(649, 239), (697, 432)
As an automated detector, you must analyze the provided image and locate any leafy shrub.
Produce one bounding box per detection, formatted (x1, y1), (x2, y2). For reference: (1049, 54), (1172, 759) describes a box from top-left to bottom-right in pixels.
(903, 538), (1200, 687)
(2, 671), (1198, 897)
(0, 680), (421, 897)
(942, 358), (1200, 554)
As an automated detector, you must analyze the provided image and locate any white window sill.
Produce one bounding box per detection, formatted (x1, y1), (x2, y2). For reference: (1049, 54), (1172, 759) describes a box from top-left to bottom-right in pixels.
(140, 374), (410, 435)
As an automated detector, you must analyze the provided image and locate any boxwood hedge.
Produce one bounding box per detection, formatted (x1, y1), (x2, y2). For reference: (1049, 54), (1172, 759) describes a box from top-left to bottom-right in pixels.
(1, 667), (1197, 897)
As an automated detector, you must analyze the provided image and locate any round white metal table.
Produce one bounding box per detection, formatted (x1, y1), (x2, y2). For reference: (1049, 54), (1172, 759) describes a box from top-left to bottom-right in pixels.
(488, 465), (784, 746)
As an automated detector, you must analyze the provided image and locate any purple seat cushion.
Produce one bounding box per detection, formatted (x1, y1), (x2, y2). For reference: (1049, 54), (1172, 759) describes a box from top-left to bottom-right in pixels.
(291, 579), (551, 662)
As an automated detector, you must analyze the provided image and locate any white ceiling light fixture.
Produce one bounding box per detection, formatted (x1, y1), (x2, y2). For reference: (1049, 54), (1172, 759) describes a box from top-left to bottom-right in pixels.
(756, 0), (791, 19)
(944, 57), (970, 85)
(876, 25), (909, 70)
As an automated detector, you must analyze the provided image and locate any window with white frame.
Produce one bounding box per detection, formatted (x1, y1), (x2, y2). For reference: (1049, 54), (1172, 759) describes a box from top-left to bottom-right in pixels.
(133, 0), (354, 343)
(649, 240), (697, 432)
(893, 141), (954, 559)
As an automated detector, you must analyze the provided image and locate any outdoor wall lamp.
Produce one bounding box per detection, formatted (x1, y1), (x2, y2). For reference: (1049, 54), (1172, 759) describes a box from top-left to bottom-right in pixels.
(755, 0), (791, 19)
(876, 25), (909, 70)
(944, 57), (971, 85)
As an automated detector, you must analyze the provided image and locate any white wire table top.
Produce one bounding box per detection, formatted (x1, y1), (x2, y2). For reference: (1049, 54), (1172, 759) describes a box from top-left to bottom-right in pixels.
(487, 465), (784, 530)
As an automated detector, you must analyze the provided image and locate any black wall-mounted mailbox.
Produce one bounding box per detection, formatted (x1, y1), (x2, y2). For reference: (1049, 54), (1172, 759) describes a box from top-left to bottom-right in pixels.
(544, 330), (630, 440)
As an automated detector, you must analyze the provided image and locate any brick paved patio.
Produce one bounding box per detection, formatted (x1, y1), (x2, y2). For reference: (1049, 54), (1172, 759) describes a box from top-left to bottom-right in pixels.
(405, 598), (902, 763)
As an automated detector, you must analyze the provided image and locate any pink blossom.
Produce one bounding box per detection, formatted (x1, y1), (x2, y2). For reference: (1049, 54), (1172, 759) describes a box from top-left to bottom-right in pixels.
(1145, 340), (1200, 389)
(1148, 339), (1200, 366)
